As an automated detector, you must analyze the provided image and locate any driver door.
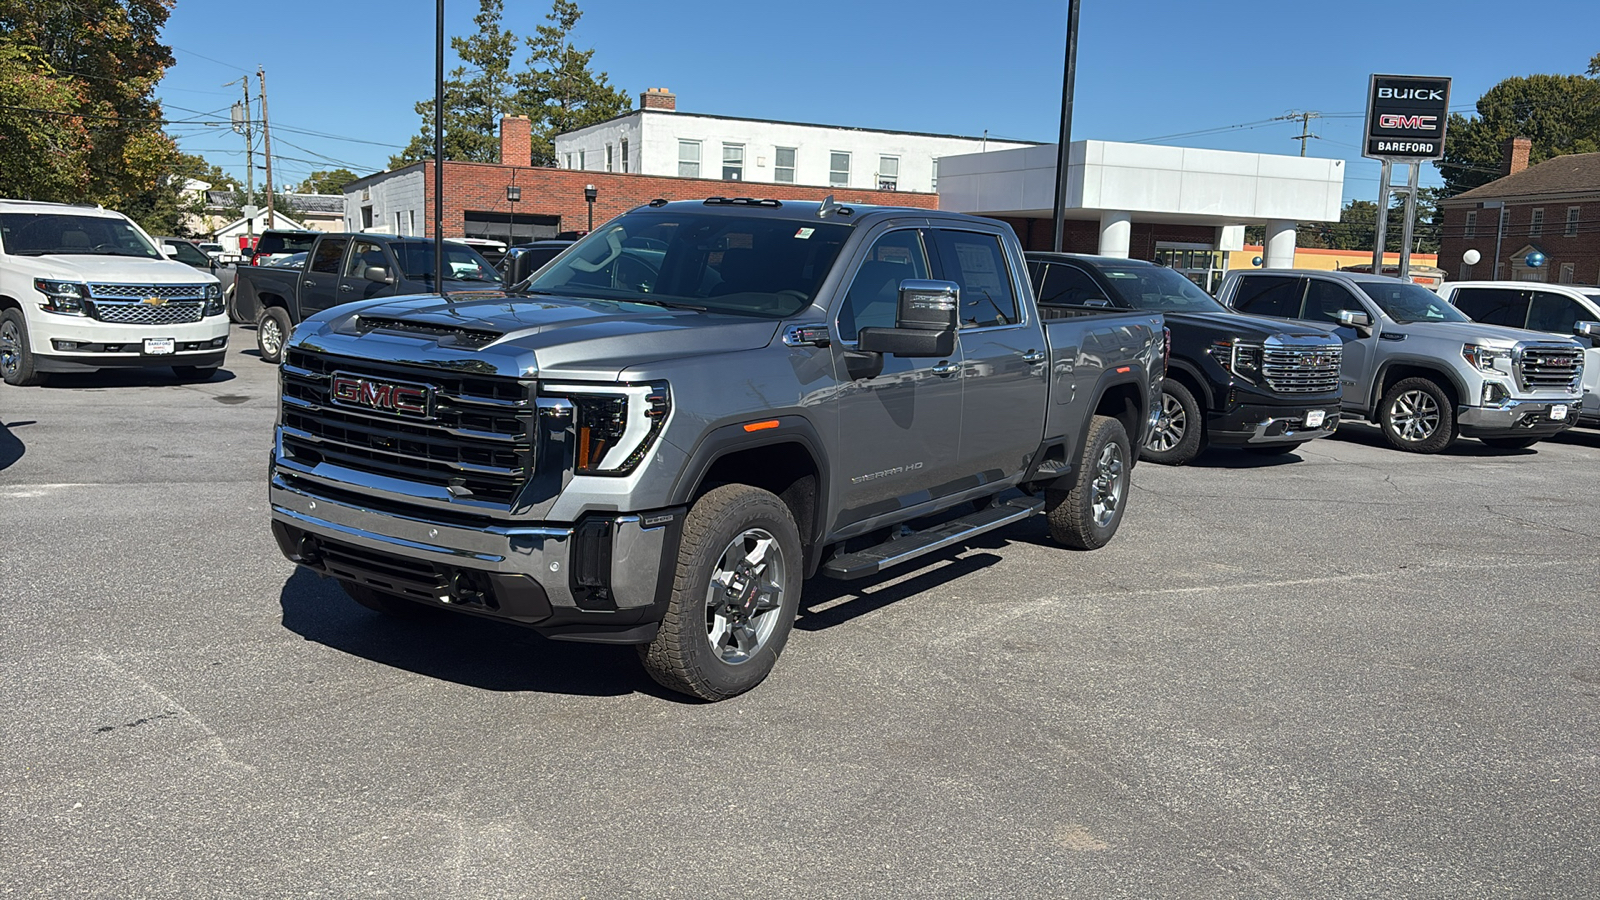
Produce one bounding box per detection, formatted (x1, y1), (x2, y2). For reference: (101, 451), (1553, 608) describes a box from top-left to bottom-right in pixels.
(830, 227), (964, 532)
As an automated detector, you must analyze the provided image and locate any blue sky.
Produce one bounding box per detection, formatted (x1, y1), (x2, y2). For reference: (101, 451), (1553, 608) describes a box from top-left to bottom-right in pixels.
(155, 0), (1599, 204)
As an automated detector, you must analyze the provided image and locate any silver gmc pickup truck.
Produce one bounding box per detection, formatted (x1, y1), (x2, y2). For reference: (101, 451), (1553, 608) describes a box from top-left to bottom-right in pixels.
(269, 199), (1166, 700)
(1217, 269), (1583, 452)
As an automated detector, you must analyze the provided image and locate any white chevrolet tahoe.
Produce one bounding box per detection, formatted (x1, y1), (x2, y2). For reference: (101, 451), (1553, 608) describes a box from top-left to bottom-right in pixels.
(0, 200), (228, 386)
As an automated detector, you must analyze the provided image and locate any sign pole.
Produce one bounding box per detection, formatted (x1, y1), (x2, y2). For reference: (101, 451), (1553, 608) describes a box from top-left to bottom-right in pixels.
(1398, 162), (1420, 279)
(1372, 160), (1392, 275)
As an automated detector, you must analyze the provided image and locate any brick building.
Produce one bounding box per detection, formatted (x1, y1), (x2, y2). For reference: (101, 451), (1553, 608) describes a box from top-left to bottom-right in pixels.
(342, 117), (937, 246)
(1438, 138), (1600, 284)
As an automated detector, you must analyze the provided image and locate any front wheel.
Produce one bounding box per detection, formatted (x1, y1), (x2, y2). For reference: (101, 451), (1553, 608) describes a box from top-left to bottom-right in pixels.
(639, 484), (802, 702)
(1141, 381), (1205, 465)
(1479, 435), (1541, 451)
(1, 308), (45, 387)
(1048, 414), (1131, 550)
(1378, 377), (1457, 453)
(257, 306), (292, 364)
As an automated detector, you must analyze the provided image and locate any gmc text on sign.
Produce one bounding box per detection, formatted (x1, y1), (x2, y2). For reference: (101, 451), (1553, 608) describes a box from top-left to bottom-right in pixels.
(1364, 74), (1451, 161)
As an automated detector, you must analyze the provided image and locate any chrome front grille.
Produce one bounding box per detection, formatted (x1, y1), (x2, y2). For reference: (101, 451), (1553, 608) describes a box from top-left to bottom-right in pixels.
(91, 301), (204, 325)
(1262, 345), (1343, 394)
(277, 349), (536, 509)
(1517, 347), (1582, 392)
(88, 283), (208, 300)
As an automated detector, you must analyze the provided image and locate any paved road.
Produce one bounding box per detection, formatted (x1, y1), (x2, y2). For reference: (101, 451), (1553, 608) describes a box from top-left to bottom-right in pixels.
(3, 325), (1597, 898)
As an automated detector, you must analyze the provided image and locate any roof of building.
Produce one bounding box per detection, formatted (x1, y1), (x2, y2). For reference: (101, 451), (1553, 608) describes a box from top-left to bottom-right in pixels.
(554, 107), (1041, 146)
(1447, 152), (1600, 202)
(204, 191), (345, 215)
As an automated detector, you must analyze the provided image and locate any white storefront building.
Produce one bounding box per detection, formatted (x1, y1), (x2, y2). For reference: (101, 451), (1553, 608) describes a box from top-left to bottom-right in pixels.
(553, 88), (1031, 194)
(938, 140), (1346, 287)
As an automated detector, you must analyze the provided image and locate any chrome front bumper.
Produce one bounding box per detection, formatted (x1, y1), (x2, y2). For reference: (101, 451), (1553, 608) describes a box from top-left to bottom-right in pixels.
(1456, 398), (1577, 435)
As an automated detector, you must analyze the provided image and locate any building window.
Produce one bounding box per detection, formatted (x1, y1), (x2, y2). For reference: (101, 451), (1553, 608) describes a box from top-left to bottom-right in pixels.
(578, 149), (586, 171)
(877, 155), (899, 191)
(774, 147), (796, 183)
(1567, 207), (1580, 237)
(606, 143), (614, 172)
(1560, 262), (1576, 283)
(395, 212), (402, 235)
(722, 143), (744, 181)
(678, 140), (701, 178)
(361, 206), (373, 229)
(621, 138), (629, 174)
(1465, 210), (1477, 238)
(409, 210), (416, 236)
(829, 151), (850, 187)
(565, 153), (573, 169)
(1530, 208), (1544, 236)
(932, 157), (940, 192)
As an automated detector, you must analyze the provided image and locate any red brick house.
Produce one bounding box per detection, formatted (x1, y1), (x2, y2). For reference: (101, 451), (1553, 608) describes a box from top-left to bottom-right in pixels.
(1438, 138), (1600, 285)
(342, 117), (937, 246)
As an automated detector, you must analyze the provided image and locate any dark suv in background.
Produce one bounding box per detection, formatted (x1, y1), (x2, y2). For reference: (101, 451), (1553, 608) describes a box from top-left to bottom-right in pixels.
(1026, 253), (1343, 464)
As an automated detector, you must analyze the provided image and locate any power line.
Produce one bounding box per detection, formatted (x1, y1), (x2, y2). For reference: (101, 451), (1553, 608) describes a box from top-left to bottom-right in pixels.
(170, 45), (251, 74)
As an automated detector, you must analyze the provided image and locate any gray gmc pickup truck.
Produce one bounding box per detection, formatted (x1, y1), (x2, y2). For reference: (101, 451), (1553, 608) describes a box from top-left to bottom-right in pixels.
(268, 199), (1165, 700)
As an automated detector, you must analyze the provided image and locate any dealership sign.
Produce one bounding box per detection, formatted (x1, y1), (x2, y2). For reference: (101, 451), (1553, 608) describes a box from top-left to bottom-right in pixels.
(1364, 74), (1451, 160)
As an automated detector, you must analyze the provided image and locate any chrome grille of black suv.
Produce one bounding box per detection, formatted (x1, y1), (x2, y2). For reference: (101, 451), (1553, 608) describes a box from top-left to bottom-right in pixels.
(1262, 345), (1342, 393)
(278, 348), (535, 508)
(1516, 347), (1582, 392)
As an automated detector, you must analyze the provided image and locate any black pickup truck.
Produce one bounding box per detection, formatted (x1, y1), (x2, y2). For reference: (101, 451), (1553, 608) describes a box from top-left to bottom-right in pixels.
(234, 233), (502, 362)
(1026, 253), (1344, 463)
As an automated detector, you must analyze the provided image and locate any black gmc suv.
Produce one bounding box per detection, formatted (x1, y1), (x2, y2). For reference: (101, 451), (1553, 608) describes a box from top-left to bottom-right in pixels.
(1026, 253), (1343, 464)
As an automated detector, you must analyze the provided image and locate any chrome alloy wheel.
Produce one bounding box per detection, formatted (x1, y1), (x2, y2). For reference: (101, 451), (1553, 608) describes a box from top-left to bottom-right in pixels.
(1389, 389), (1440, 443)
(705, 528), (787, 665)
(0, 319), (19, 379)
(1146, 392), (1187, 452)
(1091, 440), (1126, 528)
(259, 317), (284, 358)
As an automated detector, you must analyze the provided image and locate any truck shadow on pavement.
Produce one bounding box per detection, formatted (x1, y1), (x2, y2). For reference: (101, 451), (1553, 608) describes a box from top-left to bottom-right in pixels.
(0, 419), (30, 471)
(40, 368), (238, 389)
(1330, 421), (1541, 456)
(798, 549), (1005, 631)
(277, 568), (685, 701)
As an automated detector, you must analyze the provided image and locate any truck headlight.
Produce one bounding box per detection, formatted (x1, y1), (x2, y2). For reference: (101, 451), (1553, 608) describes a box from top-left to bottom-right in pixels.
(34, 279), (87, 315)
(541, 381), (670, 475)
(1209, 339), (1261, 383)
(1463, 343), (1513, 374)
(203, 283), (224, 317)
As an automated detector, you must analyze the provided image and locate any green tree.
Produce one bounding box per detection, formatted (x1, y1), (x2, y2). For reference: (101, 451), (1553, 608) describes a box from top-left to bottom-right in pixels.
(297, 168), (358, 194)
(392, 0), (629, 169)
(1245, 193), (1441, 255)
(1436, 73), (1600, 195)
(0, 42), (90, 200)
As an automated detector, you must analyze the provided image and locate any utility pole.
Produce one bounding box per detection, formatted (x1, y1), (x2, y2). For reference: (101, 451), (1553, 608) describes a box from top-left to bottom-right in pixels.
(1278, 110), (1322, 157)
(258, 67), (275, 223)
(1049, 0), (1081, 253)
(230, 77), (255, 242)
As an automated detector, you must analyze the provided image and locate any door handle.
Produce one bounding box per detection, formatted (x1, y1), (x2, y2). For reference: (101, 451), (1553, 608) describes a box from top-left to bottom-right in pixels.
(303, 280), (315, 287)
(1021, 350), (1046, 364)
(932, 361), (959, 377)
(339, 284), (353, 292)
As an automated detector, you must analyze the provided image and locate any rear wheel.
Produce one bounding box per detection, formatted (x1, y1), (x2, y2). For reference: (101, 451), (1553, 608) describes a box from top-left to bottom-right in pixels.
(1141, 381), (1205, 465)
(0, 309), (44, 387)
(1378, 377), (1457, 453)
(257, 305), (292, 364)
(1048, 415), (1131, 550)
(224, 285), (248, 324)
(639, 484), (802, 701)
(1479, 435), (1541, 451)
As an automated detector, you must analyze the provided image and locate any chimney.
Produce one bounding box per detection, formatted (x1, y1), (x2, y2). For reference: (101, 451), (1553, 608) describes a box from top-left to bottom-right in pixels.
(500, 115), (532, 166)
(1502, 136), (1532, 177)
(640, 87), (676, 112)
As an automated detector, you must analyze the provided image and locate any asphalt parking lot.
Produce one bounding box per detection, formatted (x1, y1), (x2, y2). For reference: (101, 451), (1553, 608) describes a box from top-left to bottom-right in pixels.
(3, 323), (1597, 898)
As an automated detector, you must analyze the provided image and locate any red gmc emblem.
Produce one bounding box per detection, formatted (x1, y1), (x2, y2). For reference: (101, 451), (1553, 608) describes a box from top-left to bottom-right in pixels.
(1378, 114), (1438, 130)
(330, 372), (431, 418)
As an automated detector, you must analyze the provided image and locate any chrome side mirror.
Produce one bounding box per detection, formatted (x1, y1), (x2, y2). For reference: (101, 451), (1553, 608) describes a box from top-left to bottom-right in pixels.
(1575, 321), (1599, 337)
(1335, 310), (1371, 328)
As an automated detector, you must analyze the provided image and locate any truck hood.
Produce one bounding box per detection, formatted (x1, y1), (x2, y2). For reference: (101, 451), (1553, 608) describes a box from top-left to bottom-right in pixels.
(16, 254), (219, 284)
(1163, 310), (1337, 343)
(301, 290), (782, 380)
(1290, 316), (1581, 348)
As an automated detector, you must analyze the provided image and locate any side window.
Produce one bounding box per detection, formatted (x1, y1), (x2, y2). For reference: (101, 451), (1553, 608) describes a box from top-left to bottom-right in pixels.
(1526, 291), (1584, 335)
(1303, 278), (1363, 323)
(310, 238), (348, 275)
(1036, 263), (1110, 306)
(1231, 275), (1303, 318)
(344, 241), (386, 277)
(837, 230), (929, 341)
(929, 230), (1019, 329)
(1453, 287), (1529, 328)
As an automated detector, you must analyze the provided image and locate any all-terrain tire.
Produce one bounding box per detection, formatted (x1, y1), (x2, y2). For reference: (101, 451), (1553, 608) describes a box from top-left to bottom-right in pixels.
(1141, 380), (1205, 465)
(1048, 415), (1131, 550)
(638, 484), (802, 702)
(1378, 377), (1457, 453)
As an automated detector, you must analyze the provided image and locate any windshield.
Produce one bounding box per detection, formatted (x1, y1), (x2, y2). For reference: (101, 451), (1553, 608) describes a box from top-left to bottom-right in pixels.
(1099, 265), (1225, 312)
(391, 243), (502, 283)
(527, 210), (853, 317)
(0, 212), (161, 259)
(1358, 281), (1470, 324)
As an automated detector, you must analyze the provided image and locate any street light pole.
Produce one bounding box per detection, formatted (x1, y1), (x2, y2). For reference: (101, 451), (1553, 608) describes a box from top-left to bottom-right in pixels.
(1484, 200), (1506, 280)
(1050, 0), (1081, 253)
(507, 178), (520, 250)
(584, 184), (597, 232)
(433, 0), (445, 296)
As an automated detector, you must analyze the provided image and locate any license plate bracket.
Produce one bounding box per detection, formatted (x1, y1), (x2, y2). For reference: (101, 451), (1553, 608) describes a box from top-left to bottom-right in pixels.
(143, 337), (176, 356)
(1305, 409), (1327, 428)
(1551, 404), (1569, 421)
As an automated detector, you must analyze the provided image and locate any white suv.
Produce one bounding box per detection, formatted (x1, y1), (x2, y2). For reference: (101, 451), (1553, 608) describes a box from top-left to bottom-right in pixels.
(0, 200), (228, 386)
